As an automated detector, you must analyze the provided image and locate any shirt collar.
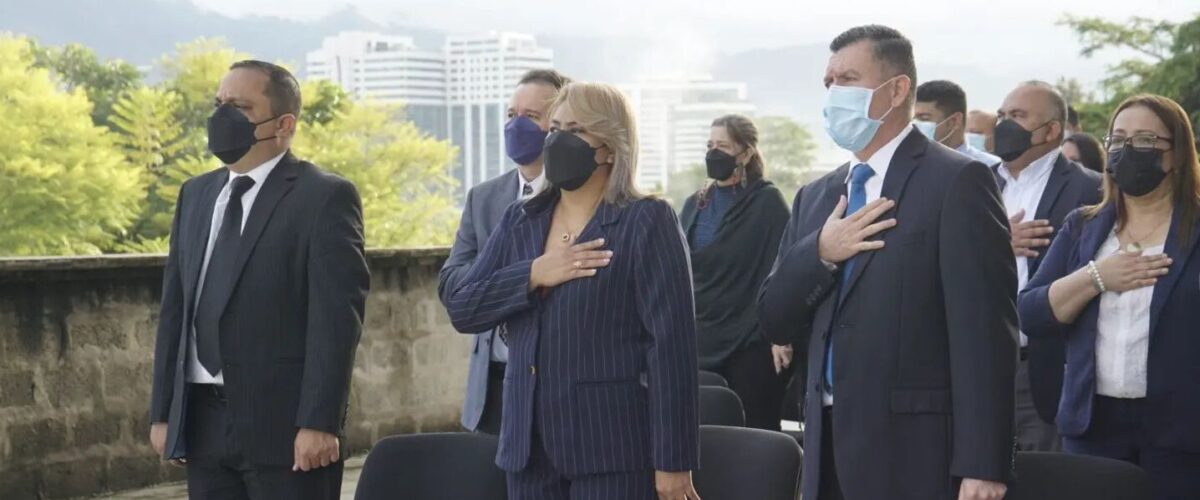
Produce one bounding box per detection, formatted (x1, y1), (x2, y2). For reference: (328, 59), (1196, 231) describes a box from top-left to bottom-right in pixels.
(845, 123), (915, 184)
(999, 148), (1059, 185)
(227, 152), (285, 187)
(519, 169), (546, 198)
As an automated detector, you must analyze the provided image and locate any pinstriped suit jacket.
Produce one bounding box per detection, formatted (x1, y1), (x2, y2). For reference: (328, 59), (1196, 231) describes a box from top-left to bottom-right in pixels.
(446, 190), (700, 476)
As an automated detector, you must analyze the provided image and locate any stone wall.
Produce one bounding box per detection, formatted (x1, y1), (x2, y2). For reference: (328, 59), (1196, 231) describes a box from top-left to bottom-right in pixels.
(0, 249), (469, 499)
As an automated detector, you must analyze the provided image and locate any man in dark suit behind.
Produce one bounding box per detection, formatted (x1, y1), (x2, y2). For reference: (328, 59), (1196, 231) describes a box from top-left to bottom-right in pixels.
(438, 69), (568, 434)
(758, 26), (1017, 500)
(992, 81), (1103, 451)
(148, 61), (370, 500)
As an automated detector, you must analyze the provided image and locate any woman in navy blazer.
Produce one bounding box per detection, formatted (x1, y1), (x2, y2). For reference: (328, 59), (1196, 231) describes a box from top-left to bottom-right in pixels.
(447, 82), (701, 500)
(1019, 94), (1200, 500)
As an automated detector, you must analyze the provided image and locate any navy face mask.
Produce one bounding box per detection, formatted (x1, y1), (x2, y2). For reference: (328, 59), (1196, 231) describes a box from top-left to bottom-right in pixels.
(505, 115), (549, 166)
(207, 103), (279, 165)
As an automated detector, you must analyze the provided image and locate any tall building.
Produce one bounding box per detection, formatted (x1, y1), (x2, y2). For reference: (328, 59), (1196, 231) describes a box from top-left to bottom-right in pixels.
(305, 32), (448, 140)
(619, 76), (756, 192)
(306, 31), (554, 198)
(445, 33), (554, 191)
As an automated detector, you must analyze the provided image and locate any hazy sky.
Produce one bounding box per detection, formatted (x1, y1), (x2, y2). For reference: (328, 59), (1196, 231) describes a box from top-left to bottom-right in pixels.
(189, 0), (1195, 101)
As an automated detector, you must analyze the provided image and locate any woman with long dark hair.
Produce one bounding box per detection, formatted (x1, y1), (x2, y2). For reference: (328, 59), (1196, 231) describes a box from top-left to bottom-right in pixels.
(679, 114), (792, 430)
(1019, 94), (1200, 500)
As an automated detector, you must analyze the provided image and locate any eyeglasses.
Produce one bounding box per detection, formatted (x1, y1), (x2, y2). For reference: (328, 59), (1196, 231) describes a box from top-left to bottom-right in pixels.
(1103, 133), (1173, 152)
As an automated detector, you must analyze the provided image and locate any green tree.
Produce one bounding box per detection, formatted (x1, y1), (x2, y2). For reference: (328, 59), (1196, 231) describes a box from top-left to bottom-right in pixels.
(294, 101), (460, 247)
(107, 86), (191, 252)
(758, 115), (817, 198)
(302, 79), (352, 126)
(1060, 14), (1200, 142)
(666, 163), (706, 210)
(28, 41), (142, 127)
(0, 36), (145, 256)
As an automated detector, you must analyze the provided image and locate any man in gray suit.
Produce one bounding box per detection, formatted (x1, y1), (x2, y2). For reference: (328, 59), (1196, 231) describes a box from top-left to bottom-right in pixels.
(438, 69), (569, 433)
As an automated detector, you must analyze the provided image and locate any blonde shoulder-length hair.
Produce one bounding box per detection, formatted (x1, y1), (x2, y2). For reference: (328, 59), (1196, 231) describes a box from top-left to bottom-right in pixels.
(548, 82), (645, 206)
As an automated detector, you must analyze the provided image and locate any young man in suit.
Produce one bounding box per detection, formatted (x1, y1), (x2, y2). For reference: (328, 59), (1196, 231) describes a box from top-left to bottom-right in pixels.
(759, 25), (1017, 500)
(148, 60), (370, 499)
(438, 69), (569, 434)
(993, 81), (1103, 451)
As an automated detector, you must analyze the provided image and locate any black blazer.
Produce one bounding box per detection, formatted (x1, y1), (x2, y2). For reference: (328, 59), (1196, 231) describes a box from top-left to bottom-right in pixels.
(993, 154), (1102, 425)
(758, 129), (1019, 500)
(149, 152), (370, 466)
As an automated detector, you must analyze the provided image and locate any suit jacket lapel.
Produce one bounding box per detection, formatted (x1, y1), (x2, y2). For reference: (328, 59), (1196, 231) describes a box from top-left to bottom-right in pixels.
(991, 164), (1007, 192)
(1150, 204), (1200, 337)
(184, 170), (228, 310)
(515, 191), (555, 263)
(213, 154), (300, 318)
(1034, 154), (1071, 222)
(841, 131), (926, 301)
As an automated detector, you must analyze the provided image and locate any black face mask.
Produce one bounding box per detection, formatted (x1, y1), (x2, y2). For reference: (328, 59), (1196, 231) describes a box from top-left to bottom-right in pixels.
(543, 131), (603, 191)
(706, 149), (738, 181)
(1108, 145), (1168, 197)
(207, 103), (279, 165)
(993, 119), (1053, 162)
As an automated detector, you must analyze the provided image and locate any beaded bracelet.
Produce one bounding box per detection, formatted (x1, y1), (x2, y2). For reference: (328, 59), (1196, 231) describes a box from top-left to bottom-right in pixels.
(1086, 260), (1107, 294)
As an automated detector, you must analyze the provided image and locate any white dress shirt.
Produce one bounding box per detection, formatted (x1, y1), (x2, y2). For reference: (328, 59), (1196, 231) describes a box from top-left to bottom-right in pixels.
(1094, 233), (1159, 398)
(517, 169), (546, 199)
(998, 149), (1058, 347)
(957, 143), (1002, 167)
(824, 123), (916, 406)
(186, 153), (285, 385)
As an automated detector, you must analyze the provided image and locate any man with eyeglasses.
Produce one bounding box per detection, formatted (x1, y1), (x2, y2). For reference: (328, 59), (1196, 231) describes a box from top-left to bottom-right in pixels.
(993, 80), (1102, 452)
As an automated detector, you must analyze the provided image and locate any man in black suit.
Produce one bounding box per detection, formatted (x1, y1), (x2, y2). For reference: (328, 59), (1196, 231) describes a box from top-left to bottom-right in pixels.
(758, 26), (1017, 500)
(148, 60), (369, 500)
(992, 81), (1102, 452)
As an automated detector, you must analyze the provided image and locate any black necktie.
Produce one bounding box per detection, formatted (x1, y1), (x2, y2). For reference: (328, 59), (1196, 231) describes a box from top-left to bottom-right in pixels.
(522, 183), (533, 197)
(194, 176), (257, 377)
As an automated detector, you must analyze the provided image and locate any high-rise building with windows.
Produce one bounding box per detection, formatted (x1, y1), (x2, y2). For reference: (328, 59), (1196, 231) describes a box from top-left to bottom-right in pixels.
(444, 33), (554, 191)
(306, 31), (554, 198)
(619, 76), (755, 192)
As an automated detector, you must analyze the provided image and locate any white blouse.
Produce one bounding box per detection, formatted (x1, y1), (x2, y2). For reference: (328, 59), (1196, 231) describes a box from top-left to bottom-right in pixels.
(1094, 232), (1162, 399)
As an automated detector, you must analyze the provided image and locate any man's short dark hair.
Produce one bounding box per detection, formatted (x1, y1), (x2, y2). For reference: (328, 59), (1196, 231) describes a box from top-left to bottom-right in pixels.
(518, 69), (570, 90)
(830, 25), (917, 99)
(230, 60), (302, 119)
(916, 80), (968, 119)
(1067, 105), (1080, 127)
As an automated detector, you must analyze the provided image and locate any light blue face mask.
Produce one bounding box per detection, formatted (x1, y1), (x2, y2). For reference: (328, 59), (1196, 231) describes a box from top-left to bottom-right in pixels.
(966, 132), (988, 151)
(823, 77), (899, 152)
(915, 114), (956, 144)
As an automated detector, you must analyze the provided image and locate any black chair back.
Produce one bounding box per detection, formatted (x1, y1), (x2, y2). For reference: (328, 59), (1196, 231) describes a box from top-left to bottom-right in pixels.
(698, 370), (729, 387)
(694, 425), (802, 500)
(354, 432), (507, 500)
(699, 386), (745, 427)
(1006, 451), (1151, 500)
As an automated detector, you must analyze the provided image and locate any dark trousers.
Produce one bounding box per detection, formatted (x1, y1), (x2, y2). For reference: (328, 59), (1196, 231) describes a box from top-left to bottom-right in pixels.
(477, 362), (506, 435)
(507, 431), (656, 500)
(1015, 358), (1061, 451)
(184, 384), (343, 500)
(714, 341), (792, 431)
(818, 407), (845, 500)
(1064, 396), (1200, 500)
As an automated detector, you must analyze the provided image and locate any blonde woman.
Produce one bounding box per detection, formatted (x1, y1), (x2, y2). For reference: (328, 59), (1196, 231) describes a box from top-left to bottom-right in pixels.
(447, 82), (701, 500)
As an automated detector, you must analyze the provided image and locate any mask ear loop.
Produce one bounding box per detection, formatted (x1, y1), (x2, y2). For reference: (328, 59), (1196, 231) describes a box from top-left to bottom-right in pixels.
(935, 113), (961, 144)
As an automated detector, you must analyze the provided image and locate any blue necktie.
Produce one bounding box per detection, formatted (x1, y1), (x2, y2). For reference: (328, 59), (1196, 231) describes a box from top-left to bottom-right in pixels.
(824, 163), (875, 394)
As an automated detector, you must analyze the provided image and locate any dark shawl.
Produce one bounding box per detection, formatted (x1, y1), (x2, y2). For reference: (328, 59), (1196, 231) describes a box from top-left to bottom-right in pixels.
(679, 179), (790, 369)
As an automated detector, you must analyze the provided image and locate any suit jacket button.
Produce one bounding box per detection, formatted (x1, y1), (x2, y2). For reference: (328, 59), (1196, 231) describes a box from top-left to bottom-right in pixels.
(529, 365), (536, 375)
